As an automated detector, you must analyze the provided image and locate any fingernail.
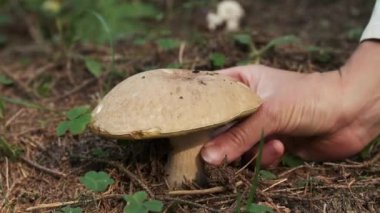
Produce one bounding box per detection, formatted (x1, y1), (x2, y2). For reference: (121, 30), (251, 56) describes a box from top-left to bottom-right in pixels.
(201, 142), (221, 164)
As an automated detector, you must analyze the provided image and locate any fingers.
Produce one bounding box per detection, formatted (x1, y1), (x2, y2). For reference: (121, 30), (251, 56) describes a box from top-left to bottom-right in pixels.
(242, 139), (285, 168)
(201, 106), (277, 165)
(216, 65), (262, 86)
(258, 139), (285, 168)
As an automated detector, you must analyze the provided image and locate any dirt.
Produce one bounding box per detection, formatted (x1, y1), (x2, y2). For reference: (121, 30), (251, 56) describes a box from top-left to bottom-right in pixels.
(1, 0), (379, 212)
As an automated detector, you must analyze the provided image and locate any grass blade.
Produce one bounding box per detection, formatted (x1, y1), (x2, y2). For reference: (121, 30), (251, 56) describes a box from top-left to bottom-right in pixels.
(247, 130), (265, 205)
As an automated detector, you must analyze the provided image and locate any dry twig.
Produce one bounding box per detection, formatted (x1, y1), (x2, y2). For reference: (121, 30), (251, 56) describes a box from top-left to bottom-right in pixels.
(168, 181), (243, 196)
(160, 197), (219, 212)
(324, 152), (380, 168)
(0, 67), (35, 99)
(20, 156), (67, 178)
(235, 152), (258, 175)
(262, 178), (287, 192)
(25, 194), (123, 211)
(48, 78), (96, 102)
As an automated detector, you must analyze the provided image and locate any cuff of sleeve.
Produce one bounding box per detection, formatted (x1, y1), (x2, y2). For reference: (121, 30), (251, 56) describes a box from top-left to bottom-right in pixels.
(360, 0), (380, 42)
(361, 24), (380, 42)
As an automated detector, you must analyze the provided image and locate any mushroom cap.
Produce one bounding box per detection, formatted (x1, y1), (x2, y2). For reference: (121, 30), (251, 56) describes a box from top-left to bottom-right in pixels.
(90, 69), (261, 139)
(217, 0), (245, 21)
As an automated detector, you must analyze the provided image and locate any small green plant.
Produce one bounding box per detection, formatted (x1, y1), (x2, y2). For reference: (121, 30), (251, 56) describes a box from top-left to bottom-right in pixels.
(241, 132), (274, 213)
(0, 95), (44, 118)
(0, 96), (41, 109)
(80, 171), (115, 192)
(55, 206), (83, 213)
(209, 52), (227, 68)
(156, 38), (180, 51)
(56, 105), (92, 136)
(234, 33), (253, 46)
(281, 153), (304, 167)
(360, 137), (380, 159)
(0, 74), (13, 85)
(247, 203), (274, 213)
(0, 136), (23, 161)
(84, 57), (103, 78)
(123, 191), (163, 213)
(233, 33), (299, 63)
(259, 170), (277, 180)
(33, 75), (53, 97)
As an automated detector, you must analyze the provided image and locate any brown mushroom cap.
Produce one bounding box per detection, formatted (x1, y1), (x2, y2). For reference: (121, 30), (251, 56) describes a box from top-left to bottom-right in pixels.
(90, 69), (261, 139)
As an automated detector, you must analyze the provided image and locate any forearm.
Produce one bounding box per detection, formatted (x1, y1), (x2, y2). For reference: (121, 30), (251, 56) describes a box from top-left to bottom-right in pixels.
(342, 41), (380, 107)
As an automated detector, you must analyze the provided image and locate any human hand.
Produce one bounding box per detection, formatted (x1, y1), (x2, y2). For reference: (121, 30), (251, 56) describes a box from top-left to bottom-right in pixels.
(201, 59), (379, 168)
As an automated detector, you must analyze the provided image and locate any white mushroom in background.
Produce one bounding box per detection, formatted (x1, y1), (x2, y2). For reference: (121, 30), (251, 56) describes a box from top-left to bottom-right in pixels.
(206, 0), (245, 32)
(207, 12), (224, 31)
(90, 69), (261, 188)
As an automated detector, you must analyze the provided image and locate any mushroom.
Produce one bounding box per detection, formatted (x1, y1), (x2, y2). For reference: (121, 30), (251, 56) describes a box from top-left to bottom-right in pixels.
(89, 69), (261, 188)
(217, 0), (245, 32)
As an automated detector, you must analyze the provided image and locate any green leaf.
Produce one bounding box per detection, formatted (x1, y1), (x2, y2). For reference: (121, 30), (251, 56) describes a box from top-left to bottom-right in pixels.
(259, 170), (277, 180)
(122, 191), (163, 213)
(0, 96), (41, 109)
(360, 138), (380, 159)
(123, 204), (146, 213)
(133, 191), (148, 203)
(69, 113), (91, 135)
(247, 203), (274, 213)
(0, 136), (23, 161)
(281, 153), (304, 167)
(0, 100), (4, 118)
(246, 131), (265, 205)
(209, 52), (226, 68)
(266, 35), (299, 48)
(80, 171), (114, 192)
(56, 121), (70, 136)
(144, 200), (163, 212)
(123, 2), (161, 19)
(0, 74), (13, 85)
(66, 105), (90, 120)
(85, 58), (103, 78)
(156, 38), (180, 50)
(34, 75), (53, 97)
(58, 206), (83, 213)
(259, 35), (299, 54)
(234, 33), (252, 46)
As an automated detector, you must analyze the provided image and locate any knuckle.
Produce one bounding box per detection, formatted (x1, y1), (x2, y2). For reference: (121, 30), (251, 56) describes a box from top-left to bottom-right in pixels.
(225, 127), (250, 149)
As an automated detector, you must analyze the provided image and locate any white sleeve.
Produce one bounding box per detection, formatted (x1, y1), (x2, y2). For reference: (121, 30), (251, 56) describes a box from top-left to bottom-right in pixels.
(361, 0), (380, 41)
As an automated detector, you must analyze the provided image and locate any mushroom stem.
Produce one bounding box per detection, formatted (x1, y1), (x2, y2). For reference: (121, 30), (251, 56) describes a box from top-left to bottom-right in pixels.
(166, 129), (211, 188)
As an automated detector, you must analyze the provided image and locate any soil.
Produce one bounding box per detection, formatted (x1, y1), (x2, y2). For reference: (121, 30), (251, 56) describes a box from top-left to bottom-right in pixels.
(0, 0), (379, 212)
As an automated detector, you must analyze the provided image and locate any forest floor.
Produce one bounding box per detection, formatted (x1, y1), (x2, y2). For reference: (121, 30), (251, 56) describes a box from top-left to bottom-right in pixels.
(0, 0), (379, 212)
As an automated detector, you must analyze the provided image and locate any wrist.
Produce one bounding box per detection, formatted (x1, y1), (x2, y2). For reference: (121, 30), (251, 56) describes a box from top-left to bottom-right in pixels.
(340, 40), (380, 143)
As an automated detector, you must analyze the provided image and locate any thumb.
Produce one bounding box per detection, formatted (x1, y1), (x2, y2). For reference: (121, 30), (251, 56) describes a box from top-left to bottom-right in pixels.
(201, 106), (276, 165)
